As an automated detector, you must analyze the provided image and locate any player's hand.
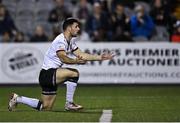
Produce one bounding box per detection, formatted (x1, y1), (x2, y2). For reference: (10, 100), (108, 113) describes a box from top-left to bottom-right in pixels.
(101, 52), (115, 60)
(75, 55), (86, 64)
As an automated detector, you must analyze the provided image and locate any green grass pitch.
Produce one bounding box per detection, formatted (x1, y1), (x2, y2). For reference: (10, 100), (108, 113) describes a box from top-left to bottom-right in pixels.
(0, 85), (180, 122)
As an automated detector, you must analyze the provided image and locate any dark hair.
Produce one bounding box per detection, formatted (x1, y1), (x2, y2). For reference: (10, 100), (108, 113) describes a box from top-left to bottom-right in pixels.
(62, 18), (80, 31)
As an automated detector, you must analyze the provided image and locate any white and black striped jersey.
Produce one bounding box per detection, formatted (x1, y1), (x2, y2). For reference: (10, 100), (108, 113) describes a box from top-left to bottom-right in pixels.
(42, 33), (78, 70)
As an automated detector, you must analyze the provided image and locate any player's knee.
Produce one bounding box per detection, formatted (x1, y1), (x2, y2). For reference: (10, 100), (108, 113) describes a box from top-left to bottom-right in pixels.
(67, 70), (79, 83)
(71, 69), (79, 78)
(42, 104), (53, 111)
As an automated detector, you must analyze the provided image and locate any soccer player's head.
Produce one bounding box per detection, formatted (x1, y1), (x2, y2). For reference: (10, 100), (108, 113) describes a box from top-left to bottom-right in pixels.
(62, 18), (80, 37)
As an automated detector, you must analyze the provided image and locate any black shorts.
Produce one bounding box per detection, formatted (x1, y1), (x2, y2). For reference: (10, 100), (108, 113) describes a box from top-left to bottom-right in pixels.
(39, 68), (57, 95)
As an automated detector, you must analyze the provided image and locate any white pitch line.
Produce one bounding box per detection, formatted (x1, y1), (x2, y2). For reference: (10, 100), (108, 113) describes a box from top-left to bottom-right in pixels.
(99, 109), (112, 123)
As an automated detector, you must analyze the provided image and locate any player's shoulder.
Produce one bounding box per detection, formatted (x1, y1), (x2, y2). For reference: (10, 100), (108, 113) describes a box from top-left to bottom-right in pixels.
(54, 33), (64, 41)
(52, 33), (66, 44)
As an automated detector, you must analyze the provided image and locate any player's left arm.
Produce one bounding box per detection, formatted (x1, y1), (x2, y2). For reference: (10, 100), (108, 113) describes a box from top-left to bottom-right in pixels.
(73, 48), (115, 61)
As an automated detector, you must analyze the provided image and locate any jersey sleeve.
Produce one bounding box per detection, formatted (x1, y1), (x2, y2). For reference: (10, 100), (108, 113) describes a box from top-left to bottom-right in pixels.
(56, 41), (66, 53)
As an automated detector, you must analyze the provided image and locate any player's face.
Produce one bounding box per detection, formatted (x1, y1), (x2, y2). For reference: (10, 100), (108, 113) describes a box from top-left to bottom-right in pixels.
(70, 22), (80, 37)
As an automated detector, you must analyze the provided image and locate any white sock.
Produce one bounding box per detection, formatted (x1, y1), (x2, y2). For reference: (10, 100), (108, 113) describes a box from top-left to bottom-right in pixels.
(65, 82), (77, 103)
(17, 96), (41, 109)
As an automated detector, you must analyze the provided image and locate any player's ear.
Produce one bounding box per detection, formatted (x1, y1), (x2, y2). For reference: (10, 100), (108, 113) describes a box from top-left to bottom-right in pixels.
(66, 26), (70, 31)
(67, 26), (72, 32)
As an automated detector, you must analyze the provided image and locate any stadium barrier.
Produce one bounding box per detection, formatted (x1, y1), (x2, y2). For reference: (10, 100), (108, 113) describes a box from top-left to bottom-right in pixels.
(0, 42), (180, 84)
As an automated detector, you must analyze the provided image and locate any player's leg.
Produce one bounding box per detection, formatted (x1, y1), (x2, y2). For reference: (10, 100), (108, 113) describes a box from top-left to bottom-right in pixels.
(8, 68), (57, 111)
(8, 94), (56, 111)
(40, 94), (56, 110)
(56, 68), (79, 83)
(38, 68), (58, 110)
(56, 68), (83, 110)
(8, 68), (81, 111)
(8, 93), (43, 111)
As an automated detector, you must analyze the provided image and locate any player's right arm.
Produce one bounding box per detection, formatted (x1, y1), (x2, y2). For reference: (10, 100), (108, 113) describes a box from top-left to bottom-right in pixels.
(73, 48), (115, 61)
(57, 50), (86, 64)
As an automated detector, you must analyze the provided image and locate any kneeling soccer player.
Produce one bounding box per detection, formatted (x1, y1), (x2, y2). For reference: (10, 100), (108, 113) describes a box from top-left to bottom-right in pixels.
(8, 18), (114, 111)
